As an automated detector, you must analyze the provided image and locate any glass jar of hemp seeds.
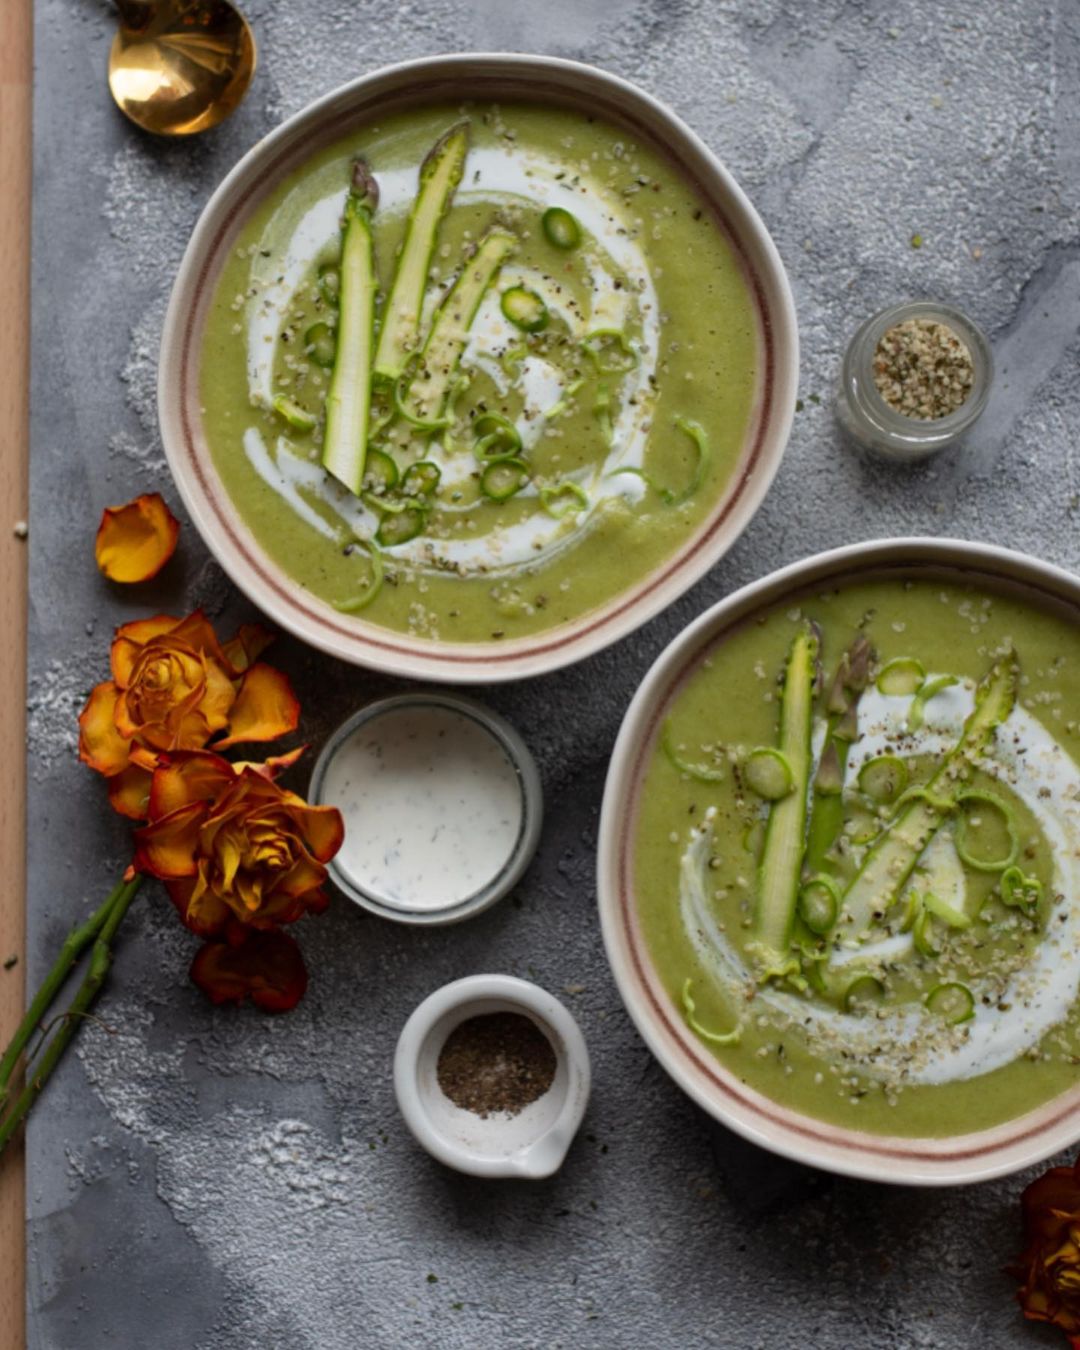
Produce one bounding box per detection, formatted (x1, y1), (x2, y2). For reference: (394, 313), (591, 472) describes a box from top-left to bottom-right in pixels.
(836, 300), (993, 461)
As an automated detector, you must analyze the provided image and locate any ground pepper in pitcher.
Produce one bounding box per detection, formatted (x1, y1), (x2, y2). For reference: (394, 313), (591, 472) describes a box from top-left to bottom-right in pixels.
(436, 1012), (556, 1117)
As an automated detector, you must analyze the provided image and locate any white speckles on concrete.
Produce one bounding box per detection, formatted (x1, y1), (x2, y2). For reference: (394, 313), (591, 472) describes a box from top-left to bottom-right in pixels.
(26, 657), (91, 777)
(636, 5), (817, 191)
(119, 294), (170, 454)
(102, 140), (208, 283)
(25, 0), (1080, 1346)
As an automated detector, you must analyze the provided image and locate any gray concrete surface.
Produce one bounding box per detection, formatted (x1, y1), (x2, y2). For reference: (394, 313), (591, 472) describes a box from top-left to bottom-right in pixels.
(23, 0), (1080, 1345)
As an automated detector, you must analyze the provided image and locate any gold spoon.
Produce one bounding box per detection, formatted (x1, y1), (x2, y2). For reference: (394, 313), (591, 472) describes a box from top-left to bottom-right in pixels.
(107, 0), (256, 137)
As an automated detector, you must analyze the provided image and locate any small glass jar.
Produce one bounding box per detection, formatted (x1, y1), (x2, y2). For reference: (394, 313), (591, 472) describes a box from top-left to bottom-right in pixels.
(835, 300), (993, 461)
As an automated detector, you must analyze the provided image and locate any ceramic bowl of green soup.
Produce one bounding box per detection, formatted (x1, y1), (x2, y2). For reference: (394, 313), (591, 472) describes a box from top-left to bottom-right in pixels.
(158, 53), (797, 681)
(599, 538), (1080, 1184)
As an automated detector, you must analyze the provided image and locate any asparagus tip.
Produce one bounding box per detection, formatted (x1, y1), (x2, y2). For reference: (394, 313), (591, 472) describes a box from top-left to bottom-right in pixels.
(814, 739), (844, 794)
(847, 635), (874, 690)
(808, 620), (824, 693)
(833, 700), (860, 743)
(350, 157), (379, 211)
(420, 121), (471, 183)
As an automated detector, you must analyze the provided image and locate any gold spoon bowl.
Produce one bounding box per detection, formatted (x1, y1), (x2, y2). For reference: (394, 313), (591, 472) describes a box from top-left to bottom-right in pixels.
(108, 0), (256, 137)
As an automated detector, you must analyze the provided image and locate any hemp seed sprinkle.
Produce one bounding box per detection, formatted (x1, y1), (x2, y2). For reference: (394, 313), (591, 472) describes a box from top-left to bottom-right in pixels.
(872, 317), (974, 420)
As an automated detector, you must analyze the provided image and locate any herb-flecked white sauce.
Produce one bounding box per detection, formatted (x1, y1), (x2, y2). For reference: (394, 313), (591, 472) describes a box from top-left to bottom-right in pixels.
(322, 705), (523, 912)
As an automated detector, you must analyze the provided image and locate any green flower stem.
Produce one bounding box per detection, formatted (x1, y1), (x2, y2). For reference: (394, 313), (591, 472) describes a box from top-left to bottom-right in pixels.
(0, 875), (141, 1156)
(0, 880), (123, 1101)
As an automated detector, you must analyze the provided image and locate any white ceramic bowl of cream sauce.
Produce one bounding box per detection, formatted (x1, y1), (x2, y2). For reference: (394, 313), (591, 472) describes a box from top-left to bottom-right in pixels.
(310, 693), (542, 924)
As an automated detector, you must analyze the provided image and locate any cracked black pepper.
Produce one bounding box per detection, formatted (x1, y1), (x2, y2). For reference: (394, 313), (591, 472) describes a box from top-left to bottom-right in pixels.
(436, 1011), (557, 1117)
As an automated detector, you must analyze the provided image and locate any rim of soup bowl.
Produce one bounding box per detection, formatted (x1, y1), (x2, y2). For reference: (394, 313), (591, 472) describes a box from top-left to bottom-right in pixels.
(597, 536), (1080, 1186)
(157, 51), (798, 683)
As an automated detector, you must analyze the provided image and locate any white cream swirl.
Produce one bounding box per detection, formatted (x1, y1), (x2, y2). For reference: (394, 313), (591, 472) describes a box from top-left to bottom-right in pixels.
(240, 143), (661, 575)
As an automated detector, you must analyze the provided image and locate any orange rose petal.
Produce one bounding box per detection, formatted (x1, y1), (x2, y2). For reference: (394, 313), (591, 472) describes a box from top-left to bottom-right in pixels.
(167, 610), (234, 670)
(275, 850), (330, 903)
(264, 882), (330, 924)
(148, 750), (237, 819)
(288, 801), (346, 863)
(110, 616), (179, 684)
(163, 666), (216, 734)
(221, 917), (251, 947)
(190, 930), (308, 1012)
(233, 746), (307, 780)
(167, 877), (231, 938)
(163, 877), (197, 928)
(129, 742), (162, 773)
(107, 764), (153, 820)
(171, 709), (218, 753)
(112, 688), (141, 741)
(252, 895), (307, 927)
(221, 623), (275, 675)
(300, 887), (330, 918)
(114, 614), (180, 646)
(133, 800), (208, 879)
(77, 681), (130, 777)
(95, 493), (180, 584)
(110, 638), (141, 690)
(214, 664), (301, 749)
(197, 656), (239, 735)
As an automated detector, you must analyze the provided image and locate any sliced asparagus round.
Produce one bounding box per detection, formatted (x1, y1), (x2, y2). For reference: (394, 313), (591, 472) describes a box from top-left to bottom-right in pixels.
(542, 207), (581, 250)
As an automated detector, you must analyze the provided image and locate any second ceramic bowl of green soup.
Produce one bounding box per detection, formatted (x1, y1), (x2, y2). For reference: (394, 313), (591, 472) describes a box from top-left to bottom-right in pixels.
(158, 53), (797, 682)
(598, 538), (1080, 1185)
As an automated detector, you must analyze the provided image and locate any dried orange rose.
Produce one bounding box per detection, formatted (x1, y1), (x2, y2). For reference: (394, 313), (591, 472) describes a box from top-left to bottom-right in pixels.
(1011, 1155), (1080, 1346)
(190, 929), (308, 1012)
(132, 750), (343, 942)
(95, 493), (180, 583)
(78, 612), (299, 820)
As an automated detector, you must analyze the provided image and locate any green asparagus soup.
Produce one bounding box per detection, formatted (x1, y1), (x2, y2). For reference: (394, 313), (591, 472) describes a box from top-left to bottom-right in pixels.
(199, 103), (760, 641)
(634, 577), (1080, 1136)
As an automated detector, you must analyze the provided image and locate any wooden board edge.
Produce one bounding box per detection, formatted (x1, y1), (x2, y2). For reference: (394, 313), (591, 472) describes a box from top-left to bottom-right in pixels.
(0, 0), (33, 1345)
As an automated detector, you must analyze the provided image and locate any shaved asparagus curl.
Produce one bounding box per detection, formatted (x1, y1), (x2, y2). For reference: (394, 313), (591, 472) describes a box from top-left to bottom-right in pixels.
(321, 159), (379, 495)
(835, 652), (1019, 945)
(373, 123), (469, 384)
(750, 622), (819, 977)
(396, 229), (516, 428)
(805, 635), (873, 877)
